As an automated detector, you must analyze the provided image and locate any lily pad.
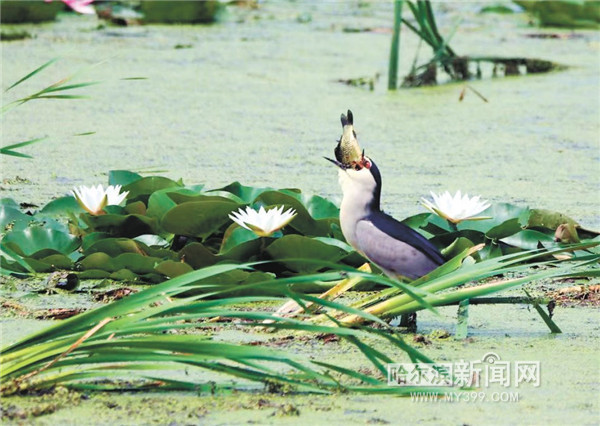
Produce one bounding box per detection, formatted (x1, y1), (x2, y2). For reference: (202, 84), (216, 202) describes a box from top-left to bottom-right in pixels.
(37, 196), (83, 216)
(79, 252), (118, 272)
(134, 234), (170, 248)
(82, 232), (112, 251)
(155, 260), (193, 278)
(85, 213), (159, 238)
(113, 252), (161, 274)
(1, 227), (79, 257)
(146, 187), (204, 220)
(266, 234), (346, 273)
(84, 237), (177, 260)
(124, 201), (147, 216)
(500, 230), (557, 251)
(146, 189), (178, 220)
(161, 201), (239, 240)
(123, 176), (183, 203)
(279, 189), (340, 219)
(39, 254), (75, 269)
(108, 170), (142, 186)
(84, 238), (148, 257)
(215, 181), (274, 203)
(441, 237), (475, 259)
(458, 203), (530, 236)
(179, 242), (218, 269)
(486, 218), (525, 240)
(220, 225), (260, 253)
(0, 204), (35, 231)
(167, 193), (241, 206)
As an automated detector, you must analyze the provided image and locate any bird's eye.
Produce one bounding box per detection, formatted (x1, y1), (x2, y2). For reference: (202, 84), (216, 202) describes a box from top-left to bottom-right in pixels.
(364, 160), (371, 169)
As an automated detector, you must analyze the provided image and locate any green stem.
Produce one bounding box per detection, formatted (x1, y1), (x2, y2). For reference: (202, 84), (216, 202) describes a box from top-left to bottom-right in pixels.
(388, 0), (403, 90)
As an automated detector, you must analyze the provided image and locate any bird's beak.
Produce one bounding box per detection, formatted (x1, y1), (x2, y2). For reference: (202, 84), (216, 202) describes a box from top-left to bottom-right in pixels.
(324, 156), (350, 170)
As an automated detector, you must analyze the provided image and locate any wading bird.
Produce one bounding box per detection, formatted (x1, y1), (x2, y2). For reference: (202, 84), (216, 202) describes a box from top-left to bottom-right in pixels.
(326, 111), (444, 280)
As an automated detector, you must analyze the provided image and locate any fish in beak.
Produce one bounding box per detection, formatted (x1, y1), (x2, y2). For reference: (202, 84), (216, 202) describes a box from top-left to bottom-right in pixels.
(335, 110), (362, 165)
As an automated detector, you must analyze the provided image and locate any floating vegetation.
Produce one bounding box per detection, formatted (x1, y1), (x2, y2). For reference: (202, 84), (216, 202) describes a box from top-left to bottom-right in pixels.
(515, 0), (600, 29)
(391, 1), (565, 88)
(337, 74), (380, 91)
(0, 30), (33, 42)
(0, 1), (62, 24)
(2, 170), (598, 283)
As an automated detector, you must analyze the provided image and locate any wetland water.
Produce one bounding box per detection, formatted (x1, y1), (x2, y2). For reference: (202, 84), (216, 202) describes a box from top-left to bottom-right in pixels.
(1, 2), (599, 424)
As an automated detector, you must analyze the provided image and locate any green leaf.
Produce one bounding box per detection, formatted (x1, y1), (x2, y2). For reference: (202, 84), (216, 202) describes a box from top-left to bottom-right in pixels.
(1, 227), (79, 257)
(220, 225), (260, 253)
(278, 190), (340, 219)
(441, 237), (475, 259)
(486, 218), (524, 240)
(312, 237), (354, 253)
(213, 181), (274, 203)
(179, 242), (218, 269)
(84, 237), (147, 257)
(38, 254), (75, 269)
(110, 268), (140, 281)
(134, 234), (170, 248)
(1, 136), (48, 158)
(79, 252), (117, 272)
(113, 253), (162, 274)
(0, 205), (35, 231)
(500, 230), (557, 251)
(124, 201), (147, 215)
(219, 238), (263, 262)
(108, 170), (143, 186)
(155, 260), (194, 278)
(85, 214), (159, 238)
(458, 203), (529, 235)
(123, 176), (183, 203)
(401, 213), (431, 231)
(266, 235), (346, 273)
(167, 193), (240, 205)
(5, 57), (59, 92)
(161, 201), (239, 240)
(37, 196), (83, 216)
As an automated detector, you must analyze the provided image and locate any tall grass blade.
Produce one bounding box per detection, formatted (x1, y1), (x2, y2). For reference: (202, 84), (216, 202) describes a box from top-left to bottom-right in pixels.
(388, 0), (403, 90)
(5, 57), (59, 92)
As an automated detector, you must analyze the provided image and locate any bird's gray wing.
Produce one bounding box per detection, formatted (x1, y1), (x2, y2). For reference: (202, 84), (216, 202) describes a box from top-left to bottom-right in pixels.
(355, 219), (442, 279)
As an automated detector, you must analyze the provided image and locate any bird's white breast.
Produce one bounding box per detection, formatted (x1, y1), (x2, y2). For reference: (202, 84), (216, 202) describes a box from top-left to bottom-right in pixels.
(338, 170), (374, 252)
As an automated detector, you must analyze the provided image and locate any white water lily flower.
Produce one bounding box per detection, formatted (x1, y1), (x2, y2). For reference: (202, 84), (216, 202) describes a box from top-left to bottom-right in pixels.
(421, 190), (491, 224)
(71, 184), (129, 215)
(229, 205), (297, 237)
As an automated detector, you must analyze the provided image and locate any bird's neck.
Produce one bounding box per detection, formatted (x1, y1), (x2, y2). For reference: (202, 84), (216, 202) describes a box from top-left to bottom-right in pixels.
(339, 177), (381, 250)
